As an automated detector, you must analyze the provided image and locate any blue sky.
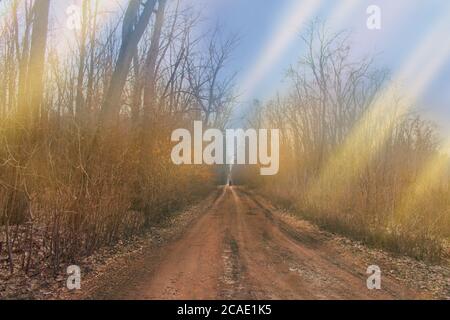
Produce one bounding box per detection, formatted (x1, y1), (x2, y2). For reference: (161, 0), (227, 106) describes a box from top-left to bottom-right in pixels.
(190, 0), (450, 137)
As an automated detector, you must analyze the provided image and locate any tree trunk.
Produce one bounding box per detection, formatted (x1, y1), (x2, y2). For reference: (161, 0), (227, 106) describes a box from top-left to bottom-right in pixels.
(85, 0), (99, 116)
(28, 0), (51, 124)
(143, 0), (167, 124)
(100, 0), (157, 126)
(16, 1), (33, 119)
(75, 0), (89, 120)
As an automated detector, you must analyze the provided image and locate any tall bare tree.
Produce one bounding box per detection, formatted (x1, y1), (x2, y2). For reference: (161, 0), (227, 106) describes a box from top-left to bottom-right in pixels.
(75, 0), (89, 119)
(187, 28), (238, 128)
(100, 0), (157, 125)
(28, 0), (50, 123)
(142, 0), (167, 124)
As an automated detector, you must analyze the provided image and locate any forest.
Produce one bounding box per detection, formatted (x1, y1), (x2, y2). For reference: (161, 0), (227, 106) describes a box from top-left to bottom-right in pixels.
(0, 0), (235, 276)
(0, 0), (449, 300)
(237, 22), (450, 262)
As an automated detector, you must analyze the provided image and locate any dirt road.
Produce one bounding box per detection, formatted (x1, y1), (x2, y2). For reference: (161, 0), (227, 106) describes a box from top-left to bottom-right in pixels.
(83, 186), (428, 300)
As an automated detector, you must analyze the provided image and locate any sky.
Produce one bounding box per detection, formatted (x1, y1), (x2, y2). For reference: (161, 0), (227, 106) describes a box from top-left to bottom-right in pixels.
(187, 0), (450, 138)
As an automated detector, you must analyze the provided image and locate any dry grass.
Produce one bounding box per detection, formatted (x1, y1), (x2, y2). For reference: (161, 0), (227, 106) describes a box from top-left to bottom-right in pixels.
(0, 117), (216, 275)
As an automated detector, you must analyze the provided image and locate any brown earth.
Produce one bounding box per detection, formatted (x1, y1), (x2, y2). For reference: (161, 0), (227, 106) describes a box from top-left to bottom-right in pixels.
(74, 186), (436, 300)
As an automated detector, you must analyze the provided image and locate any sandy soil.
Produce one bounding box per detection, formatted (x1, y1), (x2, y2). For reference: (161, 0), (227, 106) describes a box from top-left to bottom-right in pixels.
(76, 186), (437, 300)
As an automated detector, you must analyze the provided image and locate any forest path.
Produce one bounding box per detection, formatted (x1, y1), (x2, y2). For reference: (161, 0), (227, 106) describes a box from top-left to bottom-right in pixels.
(84, 186), (427, 300)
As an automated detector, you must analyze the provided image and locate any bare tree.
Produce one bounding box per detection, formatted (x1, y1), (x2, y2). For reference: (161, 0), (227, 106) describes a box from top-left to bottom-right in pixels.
(142, 0), (167, 124)
(100, 0), (158, 125)
(75, 0), (89, 119)
(187, 28), (238, 128)
(28, 0), (51, 123)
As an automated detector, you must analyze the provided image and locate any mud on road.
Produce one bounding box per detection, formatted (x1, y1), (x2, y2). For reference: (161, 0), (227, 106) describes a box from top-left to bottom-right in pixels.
(73, 186), (445, 300)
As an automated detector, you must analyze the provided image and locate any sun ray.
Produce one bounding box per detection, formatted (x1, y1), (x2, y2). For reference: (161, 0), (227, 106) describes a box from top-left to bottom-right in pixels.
(394, 139), (450, 223)
(308, 6), (450, 200)
(327, 0), (362, 27)
(237, 0), (324, 106)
